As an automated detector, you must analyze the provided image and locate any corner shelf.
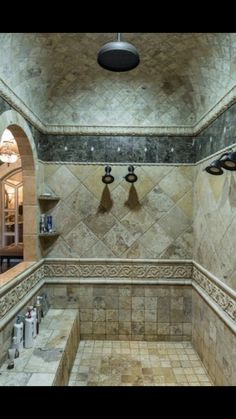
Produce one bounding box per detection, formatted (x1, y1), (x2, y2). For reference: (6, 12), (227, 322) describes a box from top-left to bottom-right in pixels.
(38, 195), (60, 242)
(38, 195), (60, 201)
(38, 232), (59, 237)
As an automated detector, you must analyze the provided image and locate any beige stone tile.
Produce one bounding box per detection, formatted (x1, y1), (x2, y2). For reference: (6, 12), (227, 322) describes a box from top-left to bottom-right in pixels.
(64, 221), (98, 256)
(102, 221), (136, 256)
(139, 223), (172, 257)
(27, 373), (55, 386)
(159, 167), (192, 203)
(47, 166), (78, 199)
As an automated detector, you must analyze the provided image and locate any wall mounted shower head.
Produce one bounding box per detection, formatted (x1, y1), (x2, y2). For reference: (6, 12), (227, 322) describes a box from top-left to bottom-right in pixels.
(204, 149), (236, 175)
(125, 165), (138, 183)
(102, 165), (114, 184)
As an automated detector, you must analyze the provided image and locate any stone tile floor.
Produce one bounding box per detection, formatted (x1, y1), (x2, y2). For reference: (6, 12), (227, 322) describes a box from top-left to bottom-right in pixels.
(0, 309), (77, 386)
(68, 340), (213, 386)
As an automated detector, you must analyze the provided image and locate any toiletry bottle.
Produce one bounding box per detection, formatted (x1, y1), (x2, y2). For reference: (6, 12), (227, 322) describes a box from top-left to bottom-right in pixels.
(7, 348), (16, 369)
(24, 310), (34, 348)
(36, 296), (42, 324)
(41, 293), (50, 317)
(13, 315), (24, 351)
(47, 215), (53, 233)
(12, 336), (19, 358)
(40, 214), (47, 233)
(28, 306), (37, 338)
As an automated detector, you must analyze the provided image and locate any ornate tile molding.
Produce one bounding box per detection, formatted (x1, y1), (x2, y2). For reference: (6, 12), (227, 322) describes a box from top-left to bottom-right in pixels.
(0, 264), (44, 319)
(1, 79), (236, 137)
(43, 259), (193, 279)
(0, 258), (235, 335)
(192, 263), (236, 324)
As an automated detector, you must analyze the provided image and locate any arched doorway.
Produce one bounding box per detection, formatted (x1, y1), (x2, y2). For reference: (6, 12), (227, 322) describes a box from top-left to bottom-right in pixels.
(0, 110), (39, 270)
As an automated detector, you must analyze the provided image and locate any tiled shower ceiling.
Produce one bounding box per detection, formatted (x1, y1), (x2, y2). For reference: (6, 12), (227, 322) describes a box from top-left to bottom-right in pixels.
(0, 33), (235, 131)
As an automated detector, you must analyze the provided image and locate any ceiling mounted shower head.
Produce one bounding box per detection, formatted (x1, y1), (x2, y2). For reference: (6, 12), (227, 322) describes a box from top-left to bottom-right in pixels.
(97, 33), (140, 72)
(102, 165), (114, 184)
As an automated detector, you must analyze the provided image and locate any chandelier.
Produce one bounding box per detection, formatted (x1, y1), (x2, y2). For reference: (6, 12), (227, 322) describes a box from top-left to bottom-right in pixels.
(0, 129), (19, 165)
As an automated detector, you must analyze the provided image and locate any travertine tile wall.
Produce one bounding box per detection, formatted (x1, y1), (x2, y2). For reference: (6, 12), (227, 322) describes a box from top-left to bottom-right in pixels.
(39, 163), (193, 259)
(45, 284), (192, 342)
(192, 289), (236, 385)
(194, 157), (236, 290)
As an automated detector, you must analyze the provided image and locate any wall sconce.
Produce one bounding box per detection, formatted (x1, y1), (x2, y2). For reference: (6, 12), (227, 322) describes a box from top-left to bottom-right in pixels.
(125, 165), (138, 183)
(0, 129), (19, 166)
(205, 149), (236, 175)
(102, 166), (114, 184)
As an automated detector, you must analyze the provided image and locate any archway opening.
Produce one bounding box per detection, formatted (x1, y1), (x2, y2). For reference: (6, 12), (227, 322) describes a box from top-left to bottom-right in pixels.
(0, 124), (38, 273)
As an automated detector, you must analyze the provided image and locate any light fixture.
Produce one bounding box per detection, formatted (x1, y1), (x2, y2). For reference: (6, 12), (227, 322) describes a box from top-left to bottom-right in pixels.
(102, 166), (114, 184)
(97, 33), (140, 72)
(204, 149), (236, 175)
(125, 165), (138, 183)
(0, 129), (19, 165)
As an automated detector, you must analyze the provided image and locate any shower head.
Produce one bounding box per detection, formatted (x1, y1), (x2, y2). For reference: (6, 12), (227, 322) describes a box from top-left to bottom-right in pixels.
(102, 165), (114, 184)
(125, 165), (138, 183)
(204, 149), (236, 175)
(97, 33), (140, 72)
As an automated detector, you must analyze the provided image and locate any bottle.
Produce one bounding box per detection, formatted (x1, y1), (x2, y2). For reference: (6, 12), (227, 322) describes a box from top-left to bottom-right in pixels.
(47, 215), (53, 233)
(36, 296), (42, 324)
(40, 214), (47, 233)
(13, 315), (24, 351)
(28, 306), (37, 338)
(12, 336), (19, 358)
(24, 310), (34, 348)
(7, 348), (16, 369)
(41, 293), (50, 317)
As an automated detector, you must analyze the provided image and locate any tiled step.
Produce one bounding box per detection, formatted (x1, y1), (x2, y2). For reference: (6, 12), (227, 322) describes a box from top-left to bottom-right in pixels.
(0, 309), (79, 386)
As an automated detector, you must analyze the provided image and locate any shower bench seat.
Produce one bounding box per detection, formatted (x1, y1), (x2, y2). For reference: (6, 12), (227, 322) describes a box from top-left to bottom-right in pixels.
(0, 309), (80, 386)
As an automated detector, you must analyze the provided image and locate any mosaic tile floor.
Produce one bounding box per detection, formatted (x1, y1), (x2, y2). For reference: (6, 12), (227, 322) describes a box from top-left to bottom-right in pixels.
(68, 340), (213, 386)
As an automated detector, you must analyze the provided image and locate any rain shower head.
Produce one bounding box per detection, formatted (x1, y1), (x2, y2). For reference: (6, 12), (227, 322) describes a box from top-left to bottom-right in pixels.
(97, 33), (140, 72)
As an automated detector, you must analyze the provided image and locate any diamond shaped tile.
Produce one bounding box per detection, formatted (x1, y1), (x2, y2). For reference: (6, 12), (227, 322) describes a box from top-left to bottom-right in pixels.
(158, 205), (191, 240)
(82, 240), (116, 258)
(64, 222), (98, 256)
(138, 223), (172, 257)
(141, 186), (175, 221)
(84, 209), (117, 239)
(120, 206), (154, 241)
(50, 201), (80, 237)
(159, 167), (192, 203)
(102, 221), (136, 256)
(46, 166), (78, 199)
(67, 183), (100, 220)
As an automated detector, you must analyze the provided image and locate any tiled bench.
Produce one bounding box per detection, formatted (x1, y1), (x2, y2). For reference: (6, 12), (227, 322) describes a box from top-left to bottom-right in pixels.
(0, 309), (79, 386)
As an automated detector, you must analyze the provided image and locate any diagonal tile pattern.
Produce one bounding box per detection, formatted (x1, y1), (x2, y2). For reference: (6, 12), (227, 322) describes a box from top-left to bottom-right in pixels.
(68, 340), (213, 386)
(42, 164), (193, 259)
(194, 160), (236, 290)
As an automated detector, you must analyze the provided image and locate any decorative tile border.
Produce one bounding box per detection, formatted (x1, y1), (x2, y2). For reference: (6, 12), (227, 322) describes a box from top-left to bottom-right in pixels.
(192, 262), (236, 324)
(43, 259), (193, 279)
(0, 258), (235, 335)
(0, 264), (44, 320)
